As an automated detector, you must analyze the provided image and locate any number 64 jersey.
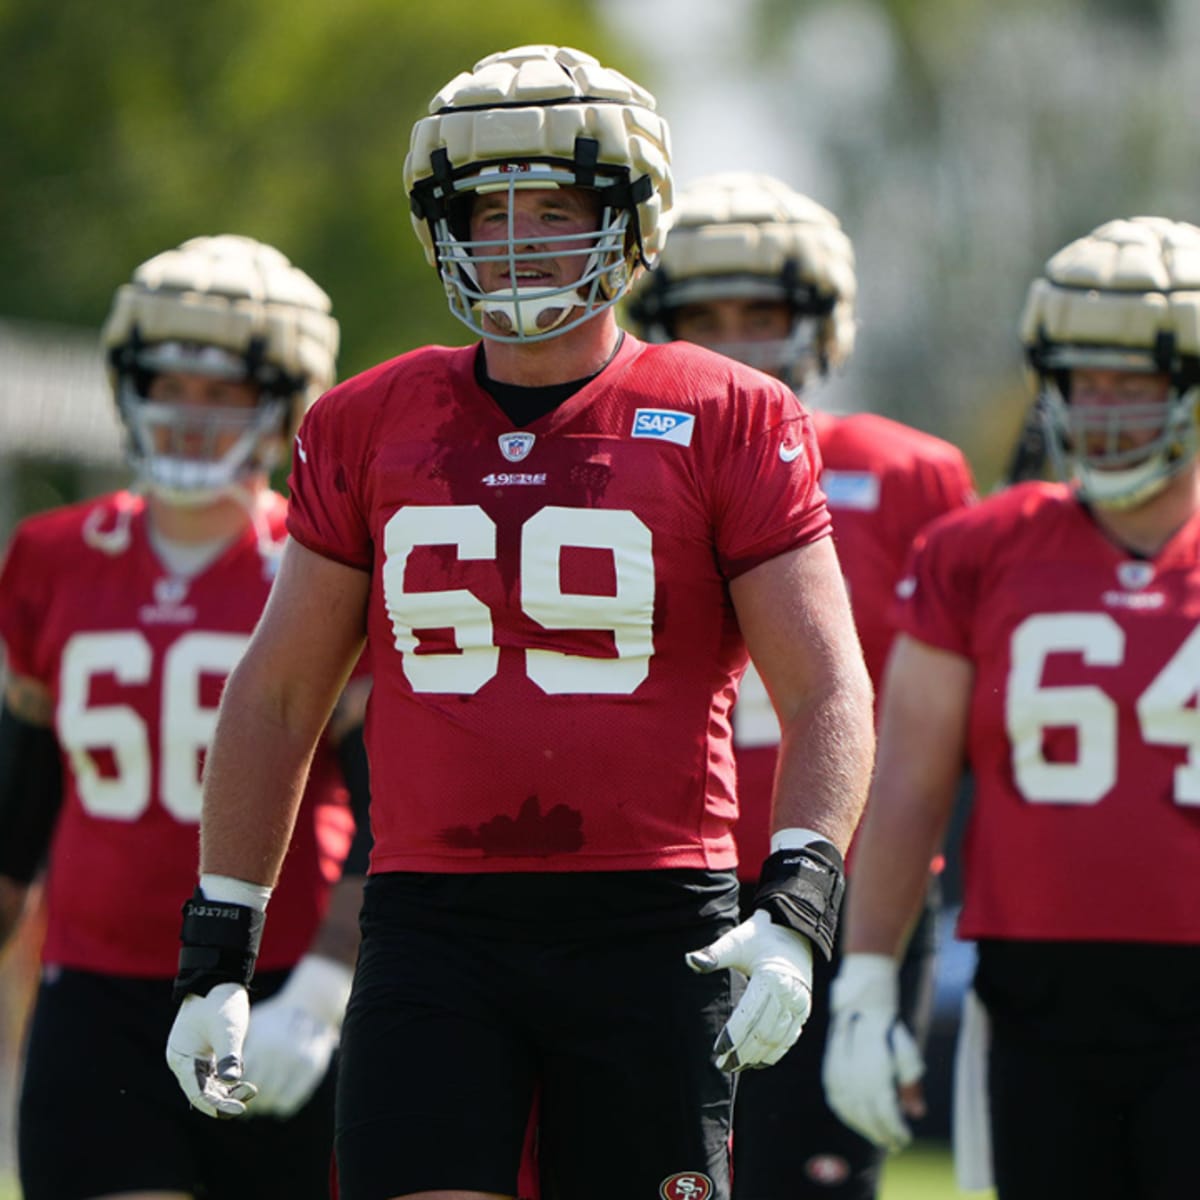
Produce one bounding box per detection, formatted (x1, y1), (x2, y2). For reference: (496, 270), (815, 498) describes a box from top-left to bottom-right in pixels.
(894, 480), (1200, 945)
(287, 336), (831, 876)
(0, 491), (351, 977)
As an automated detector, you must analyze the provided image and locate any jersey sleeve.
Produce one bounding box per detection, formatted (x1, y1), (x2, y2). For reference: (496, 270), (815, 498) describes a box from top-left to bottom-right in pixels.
(712, 392), (831, 579)
(0, 525), (51, 681)
(891, 510), (982, 658)
(286, 391), (373, 570)
(921, 448), (978, 523)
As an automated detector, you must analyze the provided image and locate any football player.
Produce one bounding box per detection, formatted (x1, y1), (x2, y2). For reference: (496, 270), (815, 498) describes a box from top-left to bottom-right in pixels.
(822, 215), (1200, 1200)
(0, 234), (366, 1200)
(627, 171), (976, 1199)
(162, 45), (876, 1200)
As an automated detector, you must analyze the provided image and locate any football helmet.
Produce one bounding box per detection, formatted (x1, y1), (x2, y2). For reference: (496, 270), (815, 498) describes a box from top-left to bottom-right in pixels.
(626, 172), (856, 387)
(102, 235), (339, 505)
(404, 44), (672, 342)
(1020, 216), (1200, 509)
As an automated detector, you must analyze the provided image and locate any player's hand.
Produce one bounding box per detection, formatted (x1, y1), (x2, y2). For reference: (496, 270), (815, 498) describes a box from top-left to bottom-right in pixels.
(685, 909), (813, 1071)
(822, 952), (925, 1151)
(241, 955), (353, 1118)
(165, 981), (257, 1119)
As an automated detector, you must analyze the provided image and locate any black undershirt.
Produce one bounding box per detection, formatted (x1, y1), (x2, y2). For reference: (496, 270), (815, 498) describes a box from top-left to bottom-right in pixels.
(473, 338), (620, 427)
(1079, 500), (1153, 560)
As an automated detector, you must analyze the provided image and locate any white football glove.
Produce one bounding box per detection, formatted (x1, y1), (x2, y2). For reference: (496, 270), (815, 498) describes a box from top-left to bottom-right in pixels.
(822, 952), (925, 1151)
(685, 909), (814, 1071)
(241, 954), (354, 1118)
(165, 981), (257, 1118)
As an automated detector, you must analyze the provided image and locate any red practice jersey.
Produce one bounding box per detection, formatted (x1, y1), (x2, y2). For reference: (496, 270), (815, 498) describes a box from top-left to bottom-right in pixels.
(0, 491), (351, 976)
(895, 481), (1200, 944)
(733, 411), (976, 878)
(287, 336), (830, 874)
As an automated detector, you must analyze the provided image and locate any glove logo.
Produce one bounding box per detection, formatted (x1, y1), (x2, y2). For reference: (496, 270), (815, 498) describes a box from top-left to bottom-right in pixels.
(659, 1171), (714, 1199)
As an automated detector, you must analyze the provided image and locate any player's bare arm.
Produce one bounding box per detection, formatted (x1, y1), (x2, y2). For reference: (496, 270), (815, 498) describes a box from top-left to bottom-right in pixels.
(167, 539), (367, 1119)
(823, 633), (971, 1150)
(199, 537), (369, 886)
(237, 669), (370, 1119)
(730, 536), (875, 854)
(685, 537), (874, 1073)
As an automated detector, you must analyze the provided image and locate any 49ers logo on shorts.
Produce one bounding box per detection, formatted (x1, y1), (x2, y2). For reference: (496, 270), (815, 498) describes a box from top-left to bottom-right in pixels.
(659, 1171), (714, 1199)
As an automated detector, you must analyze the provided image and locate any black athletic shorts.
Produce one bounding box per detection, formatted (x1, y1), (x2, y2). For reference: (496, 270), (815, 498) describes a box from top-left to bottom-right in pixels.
(335, 869), (739, 1200)
(977, 938), (1200, 1200)
(18, 966), (337, 1200)
(731, 877), (940, 1200)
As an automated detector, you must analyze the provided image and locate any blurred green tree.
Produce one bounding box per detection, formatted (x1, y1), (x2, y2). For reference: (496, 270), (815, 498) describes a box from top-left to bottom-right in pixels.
(0, 1), (632, 376)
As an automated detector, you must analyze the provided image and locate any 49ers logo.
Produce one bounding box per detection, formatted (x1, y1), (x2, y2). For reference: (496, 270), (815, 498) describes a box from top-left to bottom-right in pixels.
(659, 1172), (714, 1200)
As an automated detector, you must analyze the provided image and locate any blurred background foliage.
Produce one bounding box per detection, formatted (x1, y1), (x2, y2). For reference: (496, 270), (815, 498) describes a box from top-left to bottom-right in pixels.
(616, 0), (1200, 487)
(3, 0), (1199, 489)
(0, 0), (627, 374)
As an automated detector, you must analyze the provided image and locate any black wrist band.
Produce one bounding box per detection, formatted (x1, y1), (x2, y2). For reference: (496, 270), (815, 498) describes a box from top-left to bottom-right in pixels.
(752, 841), (846, 961)
(172, 887), (265, 1005)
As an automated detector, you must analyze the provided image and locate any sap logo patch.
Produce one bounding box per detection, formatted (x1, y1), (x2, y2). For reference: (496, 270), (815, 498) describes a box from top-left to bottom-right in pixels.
(821, 470), (881, 511)
(1104, 560), (1164, 608)
(632, 408), (695, 446)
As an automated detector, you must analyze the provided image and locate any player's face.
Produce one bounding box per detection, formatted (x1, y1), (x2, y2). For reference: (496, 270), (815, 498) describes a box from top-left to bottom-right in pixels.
(145, 370), (262, 459)
(1069, 368), (1172, 457)
(671, 298), (795, 380)
(469, 186), (604, 297)
(672, 298), (793, 349)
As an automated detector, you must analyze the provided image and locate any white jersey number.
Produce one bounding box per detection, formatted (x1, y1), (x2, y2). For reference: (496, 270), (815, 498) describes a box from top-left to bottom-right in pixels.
(1007, 613), (1200, 805)
(382, 505), (654, 695)
(57, 631), (248, 822)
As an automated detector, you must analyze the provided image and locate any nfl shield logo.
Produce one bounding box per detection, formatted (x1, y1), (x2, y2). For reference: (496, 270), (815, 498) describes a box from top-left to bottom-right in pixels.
(499, 432), (536, 462)
(154, 577), (189, 606)
(1117, 561), (1155, 590)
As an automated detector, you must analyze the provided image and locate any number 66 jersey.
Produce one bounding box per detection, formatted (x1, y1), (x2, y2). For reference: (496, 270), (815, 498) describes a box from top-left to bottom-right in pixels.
(894, 479), (1200, 945)
(0, 490), (351, 977)
(287, 336), (830, 876)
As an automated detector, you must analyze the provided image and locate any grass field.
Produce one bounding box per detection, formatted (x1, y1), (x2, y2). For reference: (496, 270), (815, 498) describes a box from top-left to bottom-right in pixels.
(882, 1140), (989, 1199)
(0, 1145), (981, 1200)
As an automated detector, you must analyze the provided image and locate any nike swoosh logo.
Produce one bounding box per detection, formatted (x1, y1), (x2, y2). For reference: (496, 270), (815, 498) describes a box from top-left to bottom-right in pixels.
(779, 442), (804, 463)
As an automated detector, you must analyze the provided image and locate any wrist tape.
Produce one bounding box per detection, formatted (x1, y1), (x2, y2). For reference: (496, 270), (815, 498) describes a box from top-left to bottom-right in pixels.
(753, 841), (846, 961)
(172, 887), (265, 1005)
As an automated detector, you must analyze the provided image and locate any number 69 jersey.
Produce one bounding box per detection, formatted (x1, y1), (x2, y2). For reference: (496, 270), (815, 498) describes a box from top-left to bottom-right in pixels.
(287, 336), (830, 875)
(0, 491), (351, 977)
(894, 480), (1200, 944)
